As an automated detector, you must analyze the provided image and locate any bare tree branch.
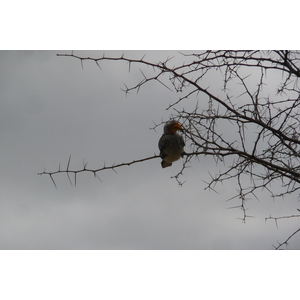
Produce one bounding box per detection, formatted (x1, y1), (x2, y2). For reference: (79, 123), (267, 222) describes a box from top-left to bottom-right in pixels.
(273, 228), (300, 250)
(39, 154), (160, 188)
(38, 151), (207, 188)
(40, 50), (300, 248)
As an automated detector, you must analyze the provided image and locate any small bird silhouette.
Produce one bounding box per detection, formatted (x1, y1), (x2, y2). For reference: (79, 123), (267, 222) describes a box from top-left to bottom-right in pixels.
(158, 120), (185, 168)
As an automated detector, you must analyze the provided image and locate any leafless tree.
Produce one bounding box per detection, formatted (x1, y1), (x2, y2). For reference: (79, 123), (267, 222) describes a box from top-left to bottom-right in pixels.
(39, 50), (300, 249)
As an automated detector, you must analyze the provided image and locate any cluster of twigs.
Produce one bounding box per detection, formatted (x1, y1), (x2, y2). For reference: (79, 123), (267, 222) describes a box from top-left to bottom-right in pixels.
(39, 50), (300, 249)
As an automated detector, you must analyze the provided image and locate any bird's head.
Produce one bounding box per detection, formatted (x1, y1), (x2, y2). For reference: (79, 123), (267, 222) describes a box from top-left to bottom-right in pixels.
(164, 120), (183, 134)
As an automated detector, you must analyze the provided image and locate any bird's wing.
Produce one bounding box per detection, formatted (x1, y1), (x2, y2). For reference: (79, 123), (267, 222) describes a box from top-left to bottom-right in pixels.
(179, 135), (185, 147)
(158, 134), (165, 151)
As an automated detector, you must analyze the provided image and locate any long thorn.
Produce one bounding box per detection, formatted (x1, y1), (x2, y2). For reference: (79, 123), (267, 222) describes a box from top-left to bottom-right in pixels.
(67, 154), (71, 171)
(50, 174), (57, 189)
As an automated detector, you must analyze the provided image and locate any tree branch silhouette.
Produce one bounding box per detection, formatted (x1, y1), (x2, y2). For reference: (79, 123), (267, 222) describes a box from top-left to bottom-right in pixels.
(38, 154), (159, 188)
(39, 50), (300, 248)
(38, 151), (207, 188)
(265, 211), (300, 249)
(273, 228), (300, 250)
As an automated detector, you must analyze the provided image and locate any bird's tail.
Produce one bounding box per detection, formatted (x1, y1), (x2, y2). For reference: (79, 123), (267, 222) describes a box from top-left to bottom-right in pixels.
(161, 160), (172, 168)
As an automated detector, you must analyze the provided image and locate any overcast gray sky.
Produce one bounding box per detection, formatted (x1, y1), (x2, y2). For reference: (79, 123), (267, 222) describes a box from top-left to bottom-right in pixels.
(1, 50), (299, 250)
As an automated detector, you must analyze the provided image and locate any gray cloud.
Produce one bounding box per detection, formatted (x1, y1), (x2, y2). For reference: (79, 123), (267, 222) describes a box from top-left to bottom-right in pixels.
(0, 50), (299, 250)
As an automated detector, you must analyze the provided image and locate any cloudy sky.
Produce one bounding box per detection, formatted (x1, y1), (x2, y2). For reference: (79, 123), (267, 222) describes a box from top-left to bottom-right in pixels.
(1, 50), (299, 251)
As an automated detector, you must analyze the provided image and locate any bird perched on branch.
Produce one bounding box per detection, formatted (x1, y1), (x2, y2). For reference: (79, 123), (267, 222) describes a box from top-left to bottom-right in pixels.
(158, 120), (185, 168)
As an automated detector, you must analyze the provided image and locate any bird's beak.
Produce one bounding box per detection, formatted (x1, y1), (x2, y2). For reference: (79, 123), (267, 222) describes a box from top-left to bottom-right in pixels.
(171, 122), (183, 132)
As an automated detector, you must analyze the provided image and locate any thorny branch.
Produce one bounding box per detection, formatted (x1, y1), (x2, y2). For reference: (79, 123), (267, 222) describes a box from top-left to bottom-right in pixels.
(40, 50), (300, 248)
(273, 228), (300, 250)
(38, 154), (160, 188)
(265, 210), (300, 228)
(265, 210), (300, 249)
(38, 152), (206, 188)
